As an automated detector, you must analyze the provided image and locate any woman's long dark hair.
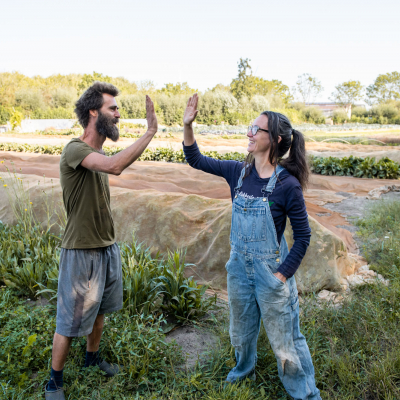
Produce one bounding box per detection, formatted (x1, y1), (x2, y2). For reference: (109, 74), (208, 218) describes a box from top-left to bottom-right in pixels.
(243, 111), (309, 190)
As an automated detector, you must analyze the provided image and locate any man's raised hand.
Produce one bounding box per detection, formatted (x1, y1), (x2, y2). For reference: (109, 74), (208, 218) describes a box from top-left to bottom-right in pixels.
(183, 93), (199, 126)
(146, 95), (158, 135)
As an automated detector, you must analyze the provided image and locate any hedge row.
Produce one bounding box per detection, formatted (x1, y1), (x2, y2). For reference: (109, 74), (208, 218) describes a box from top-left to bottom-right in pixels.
(1, 142), (399, 179)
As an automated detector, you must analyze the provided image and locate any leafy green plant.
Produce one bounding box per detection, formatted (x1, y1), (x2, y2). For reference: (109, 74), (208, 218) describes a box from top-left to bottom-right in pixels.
(0, 142), (65, 154)
(0, 222), (60, 298)
(120, 237), (163, 316)
(159, 251), (216, 321)
(310, 155), (400, 179)
(2, 142), (399, 179)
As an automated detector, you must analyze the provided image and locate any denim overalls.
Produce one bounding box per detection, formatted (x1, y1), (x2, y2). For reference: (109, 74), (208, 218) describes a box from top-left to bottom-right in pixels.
(226, 165), (321, 400)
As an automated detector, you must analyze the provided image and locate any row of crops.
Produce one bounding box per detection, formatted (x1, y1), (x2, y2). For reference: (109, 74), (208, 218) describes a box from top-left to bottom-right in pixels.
(1, 142), (399, 179)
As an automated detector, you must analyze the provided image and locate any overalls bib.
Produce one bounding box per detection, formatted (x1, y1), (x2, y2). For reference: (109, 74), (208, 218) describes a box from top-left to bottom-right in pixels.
(226, 165), (321, 400)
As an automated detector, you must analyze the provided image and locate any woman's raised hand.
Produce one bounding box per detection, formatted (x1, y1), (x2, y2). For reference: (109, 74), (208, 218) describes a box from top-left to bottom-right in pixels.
(183, 93), (199, 126)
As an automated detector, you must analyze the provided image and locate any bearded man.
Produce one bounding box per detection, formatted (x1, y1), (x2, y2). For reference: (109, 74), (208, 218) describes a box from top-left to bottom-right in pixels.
(45, 82), (157, 399)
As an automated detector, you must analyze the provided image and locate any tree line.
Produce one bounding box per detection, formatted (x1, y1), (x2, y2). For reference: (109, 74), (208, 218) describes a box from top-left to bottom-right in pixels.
(1, 59), (400, 126)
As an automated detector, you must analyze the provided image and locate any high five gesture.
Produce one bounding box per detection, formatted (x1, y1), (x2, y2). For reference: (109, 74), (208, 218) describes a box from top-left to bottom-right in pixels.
(146, 95), (158, 135)
(183, 93), (199, 146)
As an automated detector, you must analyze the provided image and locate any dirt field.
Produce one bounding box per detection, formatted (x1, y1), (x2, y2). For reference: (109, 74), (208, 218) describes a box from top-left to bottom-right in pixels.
(1, 128), (399, 253)
(1, 149), (399, 255)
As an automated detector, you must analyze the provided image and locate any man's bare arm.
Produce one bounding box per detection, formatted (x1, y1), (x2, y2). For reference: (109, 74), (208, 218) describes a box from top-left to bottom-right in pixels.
(81, 96), (157, 175)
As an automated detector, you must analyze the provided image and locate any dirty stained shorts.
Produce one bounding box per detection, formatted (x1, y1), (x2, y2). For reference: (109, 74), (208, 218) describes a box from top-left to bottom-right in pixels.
(56, 243), (123, 337)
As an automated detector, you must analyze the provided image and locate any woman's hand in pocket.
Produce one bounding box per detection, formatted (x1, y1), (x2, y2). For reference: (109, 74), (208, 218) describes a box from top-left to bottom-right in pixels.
(273, 272), (287, 283)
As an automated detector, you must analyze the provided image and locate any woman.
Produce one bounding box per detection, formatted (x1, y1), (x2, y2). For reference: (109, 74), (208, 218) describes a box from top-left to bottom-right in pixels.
(182, 94), (321, 399)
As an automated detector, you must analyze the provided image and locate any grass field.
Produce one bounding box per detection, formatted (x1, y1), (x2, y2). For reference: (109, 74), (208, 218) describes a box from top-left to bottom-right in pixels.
(1, 198), (400, 399)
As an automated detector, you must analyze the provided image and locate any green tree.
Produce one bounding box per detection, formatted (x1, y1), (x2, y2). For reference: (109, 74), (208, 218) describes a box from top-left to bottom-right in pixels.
(159, 82), (197, 96)
(366, 71), (400, 104)
(209, 83), (231, 92)
(294, 73), (323, 104)
(330, 80), (364, 118)
(250, 77), (291, 104)
(230, 58), (291, 104)
(77, 72), (112, 93)
(230, 58), (253, 99)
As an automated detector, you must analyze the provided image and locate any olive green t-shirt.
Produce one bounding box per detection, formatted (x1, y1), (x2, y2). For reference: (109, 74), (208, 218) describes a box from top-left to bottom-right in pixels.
(59, 138), (115, 249)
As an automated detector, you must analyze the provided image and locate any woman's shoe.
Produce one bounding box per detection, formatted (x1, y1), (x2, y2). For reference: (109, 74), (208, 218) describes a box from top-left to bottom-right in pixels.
(98, 360), (120, 377)
(45, 385), (65, 400)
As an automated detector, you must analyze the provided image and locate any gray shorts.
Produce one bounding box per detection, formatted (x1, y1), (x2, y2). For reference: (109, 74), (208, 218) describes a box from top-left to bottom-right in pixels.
(56, 243), (123, 337)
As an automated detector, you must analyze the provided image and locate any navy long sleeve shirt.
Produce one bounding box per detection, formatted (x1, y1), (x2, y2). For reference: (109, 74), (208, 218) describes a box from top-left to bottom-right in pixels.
(183, 141), (311, 278)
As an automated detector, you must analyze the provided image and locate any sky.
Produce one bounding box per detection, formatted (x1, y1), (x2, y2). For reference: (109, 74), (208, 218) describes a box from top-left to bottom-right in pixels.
(1, 0), (399, 102)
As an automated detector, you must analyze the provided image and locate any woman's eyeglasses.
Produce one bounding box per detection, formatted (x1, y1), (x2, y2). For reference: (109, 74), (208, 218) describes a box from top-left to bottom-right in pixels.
(248, 125), (269, 136)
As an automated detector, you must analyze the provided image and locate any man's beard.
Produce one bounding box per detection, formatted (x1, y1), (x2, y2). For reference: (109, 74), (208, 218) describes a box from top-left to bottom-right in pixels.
(96, 111), (120, 142)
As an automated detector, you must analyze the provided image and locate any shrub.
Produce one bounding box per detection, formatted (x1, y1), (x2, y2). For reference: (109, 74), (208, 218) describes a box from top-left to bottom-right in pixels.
(14, 89), (46, 112)
(196, 91), (238, 125)
(332, 109), (349, 123)
(0, 105), (11, 124)
(31, 107), (75, 119)
(118, 94), (147, 119)
(50, 87), (76, 109)
(155, 94), (187, 126)
(302, 106), (325, 124)
(351, 106), (368, 118)
(250, 95), (270, 113)
(370, 103), (399, 120)
(270, 107), (304, 124)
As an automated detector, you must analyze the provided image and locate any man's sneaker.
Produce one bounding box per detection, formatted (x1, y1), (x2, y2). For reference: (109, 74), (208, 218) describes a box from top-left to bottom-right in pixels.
(45, 383), (65, 400)
(98, 360), (120, 377)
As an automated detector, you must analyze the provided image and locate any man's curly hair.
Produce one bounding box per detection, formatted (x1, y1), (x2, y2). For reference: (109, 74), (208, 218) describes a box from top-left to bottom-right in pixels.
(75, 81), (119, 128)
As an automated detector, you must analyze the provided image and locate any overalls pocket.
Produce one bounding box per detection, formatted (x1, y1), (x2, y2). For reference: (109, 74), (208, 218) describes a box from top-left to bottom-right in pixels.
(260, 258), (286, 287)
(232, 203), (267, 242)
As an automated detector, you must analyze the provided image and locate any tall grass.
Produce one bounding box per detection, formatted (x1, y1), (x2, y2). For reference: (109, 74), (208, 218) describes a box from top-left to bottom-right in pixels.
(356, 200), (400, 276)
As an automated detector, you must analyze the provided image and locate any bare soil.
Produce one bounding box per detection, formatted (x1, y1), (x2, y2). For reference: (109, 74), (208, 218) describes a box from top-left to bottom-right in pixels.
(165, 324), (220, 370)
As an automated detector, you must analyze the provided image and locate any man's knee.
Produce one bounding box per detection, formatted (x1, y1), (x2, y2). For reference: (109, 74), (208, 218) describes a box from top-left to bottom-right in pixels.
(93, 314), (104, 329)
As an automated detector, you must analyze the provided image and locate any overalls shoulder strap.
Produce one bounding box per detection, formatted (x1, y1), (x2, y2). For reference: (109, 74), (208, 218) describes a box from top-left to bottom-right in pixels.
(234, 164), (248, 193)
(261, 165), (286, 196)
